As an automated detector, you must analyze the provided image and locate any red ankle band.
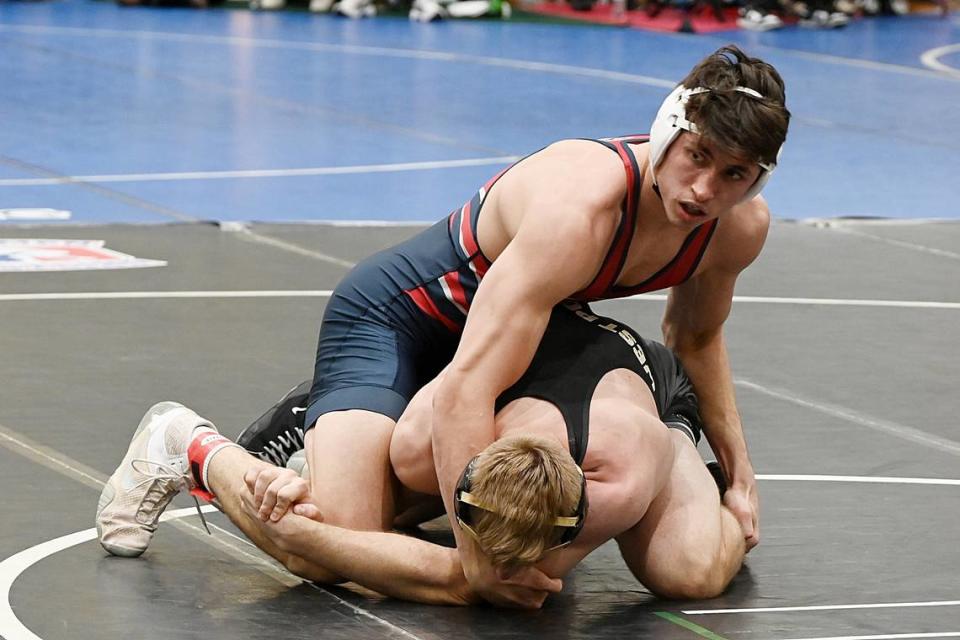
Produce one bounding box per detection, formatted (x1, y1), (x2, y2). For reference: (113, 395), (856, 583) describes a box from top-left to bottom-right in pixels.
(187, 431), (239, 502)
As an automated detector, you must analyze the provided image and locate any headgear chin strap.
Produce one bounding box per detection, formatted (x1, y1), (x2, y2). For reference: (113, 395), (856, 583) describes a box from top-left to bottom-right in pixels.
(649, 85), (782, 203)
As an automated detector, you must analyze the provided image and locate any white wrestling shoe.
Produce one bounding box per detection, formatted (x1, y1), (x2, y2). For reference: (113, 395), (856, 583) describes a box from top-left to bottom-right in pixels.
(96, 402), (216, 557)
(334, 0), (377, 18)
(309, 0), (335, 12)
(250, 0), (286, 9)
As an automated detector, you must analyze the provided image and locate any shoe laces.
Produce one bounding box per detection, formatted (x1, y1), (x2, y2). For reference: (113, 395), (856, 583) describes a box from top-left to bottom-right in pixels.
(256, 426), (305, 467)
(130, 459), (212, 534)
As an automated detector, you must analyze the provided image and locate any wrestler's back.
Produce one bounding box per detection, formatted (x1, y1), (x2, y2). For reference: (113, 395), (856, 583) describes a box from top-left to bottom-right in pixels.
(390, 367), (661, 508)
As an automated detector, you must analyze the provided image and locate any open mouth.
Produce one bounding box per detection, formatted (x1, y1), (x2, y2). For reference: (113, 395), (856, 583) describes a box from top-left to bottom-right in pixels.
(680, 202), (707, 218)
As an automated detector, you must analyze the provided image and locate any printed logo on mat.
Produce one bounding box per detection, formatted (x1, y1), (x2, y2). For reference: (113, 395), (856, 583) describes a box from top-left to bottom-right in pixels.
(0, 239), (167, 272)
(0, 208), (72, 221)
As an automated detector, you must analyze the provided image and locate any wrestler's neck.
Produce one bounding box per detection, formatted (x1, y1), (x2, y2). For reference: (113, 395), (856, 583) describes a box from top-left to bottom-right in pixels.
(494, 398), (568, 448)
(629, 143), (692, 240)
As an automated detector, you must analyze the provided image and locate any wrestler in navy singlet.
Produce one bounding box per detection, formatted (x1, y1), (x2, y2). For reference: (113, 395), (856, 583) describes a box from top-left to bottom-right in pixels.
(305, 136), (718, 430)
(495, 302), (703, 465)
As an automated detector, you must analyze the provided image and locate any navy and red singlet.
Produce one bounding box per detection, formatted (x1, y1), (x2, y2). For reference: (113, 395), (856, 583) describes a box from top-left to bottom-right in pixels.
(304, 136), (718, 430)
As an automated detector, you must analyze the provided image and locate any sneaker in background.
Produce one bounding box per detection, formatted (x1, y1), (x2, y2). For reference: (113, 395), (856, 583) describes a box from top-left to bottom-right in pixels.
(827, 9), (850, 24)
(334, 0), (377, 17)
(250, 0), (286, 9)
(799, 8), (830, 25)
(737, 8), (784, 29)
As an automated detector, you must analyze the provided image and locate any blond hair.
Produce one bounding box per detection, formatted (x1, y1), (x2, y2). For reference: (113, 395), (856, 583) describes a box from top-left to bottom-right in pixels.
(468, 435), (583, 568)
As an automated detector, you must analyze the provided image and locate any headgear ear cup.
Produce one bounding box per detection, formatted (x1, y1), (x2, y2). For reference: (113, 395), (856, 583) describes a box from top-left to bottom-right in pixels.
(741, 144), (781, 202)
(649, 85), (697, 186)
(648, 85), (782, 203)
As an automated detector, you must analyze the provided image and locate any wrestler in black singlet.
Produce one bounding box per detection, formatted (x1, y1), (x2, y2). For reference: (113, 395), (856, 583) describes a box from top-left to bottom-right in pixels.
(240, 302), (703, 468)
(495, 301), (703, 465)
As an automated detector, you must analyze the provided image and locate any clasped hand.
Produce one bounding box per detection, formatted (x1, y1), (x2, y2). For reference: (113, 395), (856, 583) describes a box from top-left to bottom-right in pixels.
(242, 466), (321, 523)
(459, 538), (563, 609)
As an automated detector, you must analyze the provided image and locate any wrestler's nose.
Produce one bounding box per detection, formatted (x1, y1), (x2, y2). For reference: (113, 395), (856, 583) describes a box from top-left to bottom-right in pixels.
(691, 169), (716, 203)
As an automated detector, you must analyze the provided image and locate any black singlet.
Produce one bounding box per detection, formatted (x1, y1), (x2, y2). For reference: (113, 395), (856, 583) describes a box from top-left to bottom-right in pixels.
(495, 302), (703, 465)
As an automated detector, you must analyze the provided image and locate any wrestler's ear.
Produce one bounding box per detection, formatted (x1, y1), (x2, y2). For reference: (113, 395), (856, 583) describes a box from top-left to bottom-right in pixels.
(292, 503), (324, 522)
(495, 564), (519, 581)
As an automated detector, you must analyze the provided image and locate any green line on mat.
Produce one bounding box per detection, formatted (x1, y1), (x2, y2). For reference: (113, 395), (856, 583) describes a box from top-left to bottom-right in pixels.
(654, 611), (732, 640)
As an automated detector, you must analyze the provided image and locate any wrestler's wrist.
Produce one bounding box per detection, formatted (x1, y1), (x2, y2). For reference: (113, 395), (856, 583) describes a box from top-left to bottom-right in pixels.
(717, 457), (754, 488)
(274, 514), (313, 553)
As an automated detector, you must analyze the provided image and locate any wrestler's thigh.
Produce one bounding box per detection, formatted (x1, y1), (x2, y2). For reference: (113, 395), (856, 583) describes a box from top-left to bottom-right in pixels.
(617, 432), (723, 591)
(305, 410), (397, 532)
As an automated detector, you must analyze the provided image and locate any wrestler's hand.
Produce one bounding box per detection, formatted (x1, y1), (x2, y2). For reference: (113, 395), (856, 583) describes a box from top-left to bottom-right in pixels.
(724, 478), (760, 551)
(460, 542), (562, 609)
(243, 466), (313, 523)
(237, 494), (321, 558)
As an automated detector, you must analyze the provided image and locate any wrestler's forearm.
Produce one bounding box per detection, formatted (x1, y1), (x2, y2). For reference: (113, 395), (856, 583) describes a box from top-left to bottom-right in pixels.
(205, 448), (469, 602)
(282, 519), (478, 606)
(205, 447), (342, 584)
(669, 328), (753, 483)
(431, 382), (497, 530)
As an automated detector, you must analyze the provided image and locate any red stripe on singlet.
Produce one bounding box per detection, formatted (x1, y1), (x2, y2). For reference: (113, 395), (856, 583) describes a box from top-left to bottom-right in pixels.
(578, 139), (639, 299)
(459, 200), (478, 255)
(405, 286), (461, 333)
(640, 219), (718, 292)
(483, 167), (509, 192)
(442, 270), (469, 312)
(457, 199), (492, 278)
(471, 251), (491, 279)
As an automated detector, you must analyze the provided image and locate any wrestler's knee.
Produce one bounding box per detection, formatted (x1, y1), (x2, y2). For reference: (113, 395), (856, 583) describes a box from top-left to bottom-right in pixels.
(630, 538), (736, 601)
(648, 573), (728, 600)
(641, 557), (731, 600)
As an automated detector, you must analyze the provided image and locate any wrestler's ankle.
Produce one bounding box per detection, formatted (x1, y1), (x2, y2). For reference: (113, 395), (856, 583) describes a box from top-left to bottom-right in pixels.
(187, 431), (243, 501)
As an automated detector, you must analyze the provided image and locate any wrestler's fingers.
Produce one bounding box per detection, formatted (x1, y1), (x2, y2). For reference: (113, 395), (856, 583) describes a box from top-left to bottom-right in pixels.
(259, 475), (288, 521)
(292, 503), (323, 521)
(239, 486), (257, 513)
(253, 468), (278, 511)
(243, 468), (258, 494)
(502, 566), (563, 593)
(486, 586), (550, 610)
(270, 480), (307, 521)
(746, 516), (760, 551)
(524, 577), (562, 594)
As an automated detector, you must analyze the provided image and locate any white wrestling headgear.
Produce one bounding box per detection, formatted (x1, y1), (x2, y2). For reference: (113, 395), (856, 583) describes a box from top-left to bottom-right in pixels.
(649, 85), (782, 202)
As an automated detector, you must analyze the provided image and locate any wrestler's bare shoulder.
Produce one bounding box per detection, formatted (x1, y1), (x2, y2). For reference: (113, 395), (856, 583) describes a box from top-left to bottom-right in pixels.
(705, 194), (771, 273)
(479, 139), (628, 258)
(495, 140), (622, 205)
(582, 369), (663, 478)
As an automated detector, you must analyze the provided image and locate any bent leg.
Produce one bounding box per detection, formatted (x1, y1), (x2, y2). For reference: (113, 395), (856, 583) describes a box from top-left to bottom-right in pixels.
(306, 410), (397, 533)
(617, 431), (745, 599)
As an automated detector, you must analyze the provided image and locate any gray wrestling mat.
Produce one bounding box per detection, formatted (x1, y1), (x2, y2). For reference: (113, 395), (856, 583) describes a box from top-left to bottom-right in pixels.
(1, 220), (958, 640)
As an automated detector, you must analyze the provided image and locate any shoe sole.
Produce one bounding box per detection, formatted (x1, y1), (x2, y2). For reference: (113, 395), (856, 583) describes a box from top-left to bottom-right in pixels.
(95, 402), (187, 557)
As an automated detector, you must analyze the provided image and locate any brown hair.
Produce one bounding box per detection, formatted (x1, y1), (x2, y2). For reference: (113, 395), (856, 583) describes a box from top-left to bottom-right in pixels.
(680, 45), (790, 167)
(468, 435), (583, 568)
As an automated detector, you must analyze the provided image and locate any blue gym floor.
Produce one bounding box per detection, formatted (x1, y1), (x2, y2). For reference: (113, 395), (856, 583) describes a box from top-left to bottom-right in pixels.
(0, 0), (958, 224)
